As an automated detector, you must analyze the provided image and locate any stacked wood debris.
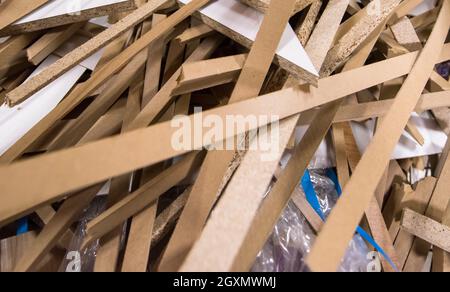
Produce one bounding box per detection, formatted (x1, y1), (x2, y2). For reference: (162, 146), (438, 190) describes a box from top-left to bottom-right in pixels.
(0, 0), (449, 273)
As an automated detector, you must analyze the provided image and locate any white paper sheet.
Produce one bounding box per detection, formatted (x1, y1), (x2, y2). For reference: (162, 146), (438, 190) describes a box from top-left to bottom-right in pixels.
(179, 0), (319, 76)
(15, 0), (128, 24)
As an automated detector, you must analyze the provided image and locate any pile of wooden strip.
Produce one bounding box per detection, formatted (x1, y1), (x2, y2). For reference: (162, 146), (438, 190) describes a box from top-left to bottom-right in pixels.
(0, 0), (449, 273)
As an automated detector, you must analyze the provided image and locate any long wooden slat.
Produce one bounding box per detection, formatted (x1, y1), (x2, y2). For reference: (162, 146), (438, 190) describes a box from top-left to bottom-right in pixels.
(4, 0), (173, 106)
(0, 0), (210, 163)
(1, 45), (450, 226)
(306, 0), (450, 272)
(160, 0), (313, 272)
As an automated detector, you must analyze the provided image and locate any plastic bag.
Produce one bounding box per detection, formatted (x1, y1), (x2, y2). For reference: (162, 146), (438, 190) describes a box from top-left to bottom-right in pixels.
(252, 170), (371, 272)
(58, 197), (107, 272)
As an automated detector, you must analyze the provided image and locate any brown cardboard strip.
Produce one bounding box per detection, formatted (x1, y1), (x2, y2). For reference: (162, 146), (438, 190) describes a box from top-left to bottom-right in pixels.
(306, 1), (450, 272)
(1, 44), (450, 225)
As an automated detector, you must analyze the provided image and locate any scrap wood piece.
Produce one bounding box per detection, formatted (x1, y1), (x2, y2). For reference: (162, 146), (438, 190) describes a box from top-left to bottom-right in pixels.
(320, 0), (402, 77)
(391, 177), (437, 242)
(175, 23), (214, 44)
(304, 0), (349, 70)
(47, 50), (147, 151)
(181, 0), (349, 272)
(432, 201), (450, 272)
(160, 0), (300, 272)
(0, 1), (214, 165)
(174, 53), (247, 96)
(0, 33), (40, 67)
(295, 0), (323, 46)
(150, 188), (190, 248)
(0, 0), (137, 36)
(230, 103), (339, 272)
(180, 117), (298, 272)
(0, 55), (88, 158)
(390, 0), (426, 24)
(1, 45), (450, 226)
(306, 0), (450, 272)
(127, 36), (222, 130)
(142, 14), (167, 106)
(0, 0), (50, 31)
(292, 188), (324, 233)
(0, 231), (63, 272)
(332, 91), (450, 123)
(403, 142), (450, 271)
(390, 16), (422, 51)
(401, 208), (450, 253)
(4, 0), (172, 107)
(178, 0), (319, 83)
(13, 184), (102, 272)
(27, 22), (85, 66)
(428, 139), (450, 271)
(84, 151), (205, 247)
(241, 0), (314, 13)
(93, 72), (146, 273)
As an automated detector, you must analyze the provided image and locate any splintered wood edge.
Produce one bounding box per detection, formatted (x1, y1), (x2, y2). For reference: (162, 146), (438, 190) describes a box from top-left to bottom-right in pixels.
(0, 0), (137, 37)
(240, 0), (314, 14)
(190, 10), (318, 85)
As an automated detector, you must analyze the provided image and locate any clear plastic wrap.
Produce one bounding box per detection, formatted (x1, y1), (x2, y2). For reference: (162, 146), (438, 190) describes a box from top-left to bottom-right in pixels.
(252, 170), (371, 272)
(58, 197), (107, 272)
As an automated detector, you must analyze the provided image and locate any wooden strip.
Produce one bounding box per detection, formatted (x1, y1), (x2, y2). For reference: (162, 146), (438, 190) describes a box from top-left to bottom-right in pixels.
(241, 0), (314, 13)
(390, 16), (422, 52)
(94, 72), (146, 272)
(173, 54), (247, 96)
(0, 33), (39, 67)
(0, 4), (214, 164)
(1, 46), (450, 226)
(433, 201), (450, 272)
(0, 0), (50, 31)
(160, 0), (302, 272)
(401, 208), (450, 253)
(150, 188), (190, 248)
(175, 23), (214, 44)
(321, 0), (402, 76)
(14, 184), (101, 272)
(307, 1), (450, 272)
(296, 0), (322, 46)
(178, 0), (318, 84)
(292, 188), (324, 233)
(142, 14), (167, 106)
(48, 51), (147, 151)
(128, 36), (222, 130)
(333, 91), (450, 123)
(27, 22), (84, 65)
(182, 0), (349, 272)
(430, 140), (450, 271)
(0, 0), (136, 36)
(84, 151), (205, 246)
(4, 0), (173, 106)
